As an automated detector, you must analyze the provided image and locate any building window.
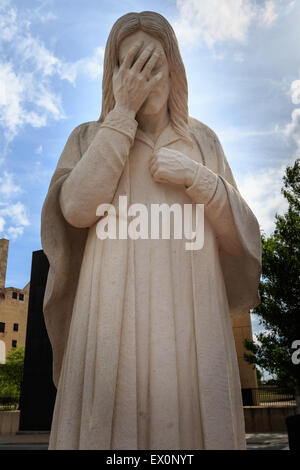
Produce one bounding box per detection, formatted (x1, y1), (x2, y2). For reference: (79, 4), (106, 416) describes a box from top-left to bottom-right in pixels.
(12, 340), (17, 348)
(0, 322), (5, 333)
(12, 292), (18, 299)
(13, 323), (19, 332)
(19, 293), (24, 301)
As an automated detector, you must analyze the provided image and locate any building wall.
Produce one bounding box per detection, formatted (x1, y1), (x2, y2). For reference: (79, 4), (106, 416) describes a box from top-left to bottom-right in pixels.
(244, 406), (297, 432)
(0, 239), (30, 362)
(0, 285), (30, 360)
(0, 239), (9, 290)
(232, 312), (258, 389)
(0, 411), (20, 434)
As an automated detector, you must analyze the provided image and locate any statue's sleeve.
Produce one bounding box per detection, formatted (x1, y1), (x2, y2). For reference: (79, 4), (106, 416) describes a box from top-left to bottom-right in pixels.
(59, 109), (138, 228)
(41, 123), (89, 388)
(185, 132), (262, 317)
(41, 109), (138, 387)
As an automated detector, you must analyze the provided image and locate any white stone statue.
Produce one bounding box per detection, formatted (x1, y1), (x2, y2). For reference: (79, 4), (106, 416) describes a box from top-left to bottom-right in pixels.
(41, 11), (261, 450)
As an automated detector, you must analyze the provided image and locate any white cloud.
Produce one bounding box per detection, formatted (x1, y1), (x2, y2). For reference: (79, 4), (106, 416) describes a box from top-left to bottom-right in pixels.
(0, 172), (29, 240)
(16, 35), (61, 77)
(0, 0), (17, 41)
(173, 0), (295, 48)
(290, 79), (300, 105)
(284, 77), (300, 153)
(0, 61), (64, 142)
(0, 201), (29, 237)
(0, 216), (5, 232)
(0, 171), (22, 199)
(218, 125), (279, 143)
(35, 85), (63, 119)
(0, 0), (104, 159)
(0, 63), (24, 138)
(260, 0), (278, 27)
(282, 73), (300, 156)
(284, 107), (300, 153)
(27, 5), (57, 24)
(3, 202), (30, 227)
(59, 46), (105, 84)
(237, 166), (288, 234)
(6, 226), (24, 240)
(173, 0), (255, 48)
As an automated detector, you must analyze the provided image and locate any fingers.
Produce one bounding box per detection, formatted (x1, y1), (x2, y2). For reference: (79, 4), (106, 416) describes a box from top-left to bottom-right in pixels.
(121, 41), (144, 69)
(149, 154), (164, 182)
(150, 149), (172, 181)
(131, 44), (156, 73)
(142, 50), (161, 79)
(150, 161), (158, 175)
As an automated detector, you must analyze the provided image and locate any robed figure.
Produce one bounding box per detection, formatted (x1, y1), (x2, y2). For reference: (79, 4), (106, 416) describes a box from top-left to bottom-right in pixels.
(41, 12), (261, 450)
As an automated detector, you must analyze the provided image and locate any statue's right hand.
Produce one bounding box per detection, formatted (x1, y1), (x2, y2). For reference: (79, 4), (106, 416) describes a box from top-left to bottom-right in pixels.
(112, 41), (163, 116)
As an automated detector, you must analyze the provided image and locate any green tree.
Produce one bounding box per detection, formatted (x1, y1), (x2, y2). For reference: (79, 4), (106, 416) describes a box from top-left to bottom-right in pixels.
(0, 346), (25, 400)
(244, 159), (300, 410)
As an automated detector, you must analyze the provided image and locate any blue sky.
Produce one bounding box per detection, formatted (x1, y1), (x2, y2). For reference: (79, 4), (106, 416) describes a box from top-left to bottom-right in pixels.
(0, 0), (299, 340)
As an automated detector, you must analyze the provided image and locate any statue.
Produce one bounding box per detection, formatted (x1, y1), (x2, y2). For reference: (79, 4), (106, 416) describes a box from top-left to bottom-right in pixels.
(41, 11), (261, 450)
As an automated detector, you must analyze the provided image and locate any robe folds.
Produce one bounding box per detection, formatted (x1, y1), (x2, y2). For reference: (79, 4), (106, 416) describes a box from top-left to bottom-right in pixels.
(41, 109), (261, 450)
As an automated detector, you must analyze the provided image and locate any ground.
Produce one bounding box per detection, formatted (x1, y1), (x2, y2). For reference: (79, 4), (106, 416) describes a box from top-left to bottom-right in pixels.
(0, 432), (290, 450)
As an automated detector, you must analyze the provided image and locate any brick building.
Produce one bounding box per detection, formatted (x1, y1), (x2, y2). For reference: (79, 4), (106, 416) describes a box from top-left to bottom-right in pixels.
(0, 238), (30, 363)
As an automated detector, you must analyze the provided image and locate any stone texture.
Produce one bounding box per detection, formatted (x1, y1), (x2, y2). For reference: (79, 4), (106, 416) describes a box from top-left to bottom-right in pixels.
(41, 11), (261, 450)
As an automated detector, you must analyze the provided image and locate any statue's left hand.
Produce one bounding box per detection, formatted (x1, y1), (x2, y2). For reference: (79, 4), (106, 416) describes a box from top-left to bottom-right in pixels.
(149, 147), (199, 187)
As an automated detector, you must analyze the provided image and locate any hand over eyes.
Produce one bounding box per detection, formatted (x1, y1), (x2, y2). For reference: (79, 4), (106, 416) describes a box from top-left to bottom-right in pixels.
(113, 41), (163, 116)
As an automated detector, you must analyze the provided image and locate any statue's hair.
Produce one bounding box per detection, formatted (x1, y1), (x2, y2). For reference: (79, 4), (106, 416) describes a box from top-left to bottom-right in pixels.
(99, 11), (192, 144)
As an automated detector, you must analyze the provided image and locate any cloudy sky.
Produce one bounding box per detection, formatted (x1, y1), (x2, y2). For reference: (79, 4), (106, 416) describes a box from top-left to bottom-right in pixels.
(0, 0), (299, 339)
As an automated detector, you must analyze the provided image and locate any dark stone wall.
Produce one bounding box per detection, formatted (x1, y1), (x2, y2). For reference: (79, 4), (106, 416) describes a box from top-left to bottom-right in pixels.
(19, 250), (56, 431)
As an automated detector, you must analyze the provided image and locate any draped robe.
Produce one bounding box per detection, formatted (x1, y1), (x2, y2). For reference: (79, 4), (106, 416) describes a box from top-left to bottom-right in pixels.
(41, 109), (261, 450)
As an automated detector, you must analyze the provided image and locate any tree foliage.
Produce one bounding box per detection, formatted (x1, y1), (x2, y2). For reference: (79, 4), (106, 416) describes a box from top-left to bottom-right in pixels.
(244, 159), (300, 391)
(0, 346), (25, 399)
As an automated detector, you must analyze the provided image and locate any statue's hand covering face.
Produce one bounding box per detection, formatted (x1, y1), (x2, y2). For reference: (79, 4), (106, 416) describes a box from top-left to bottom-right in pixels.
(41, 10), (262, 451)
(118, 30), (170, 116)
